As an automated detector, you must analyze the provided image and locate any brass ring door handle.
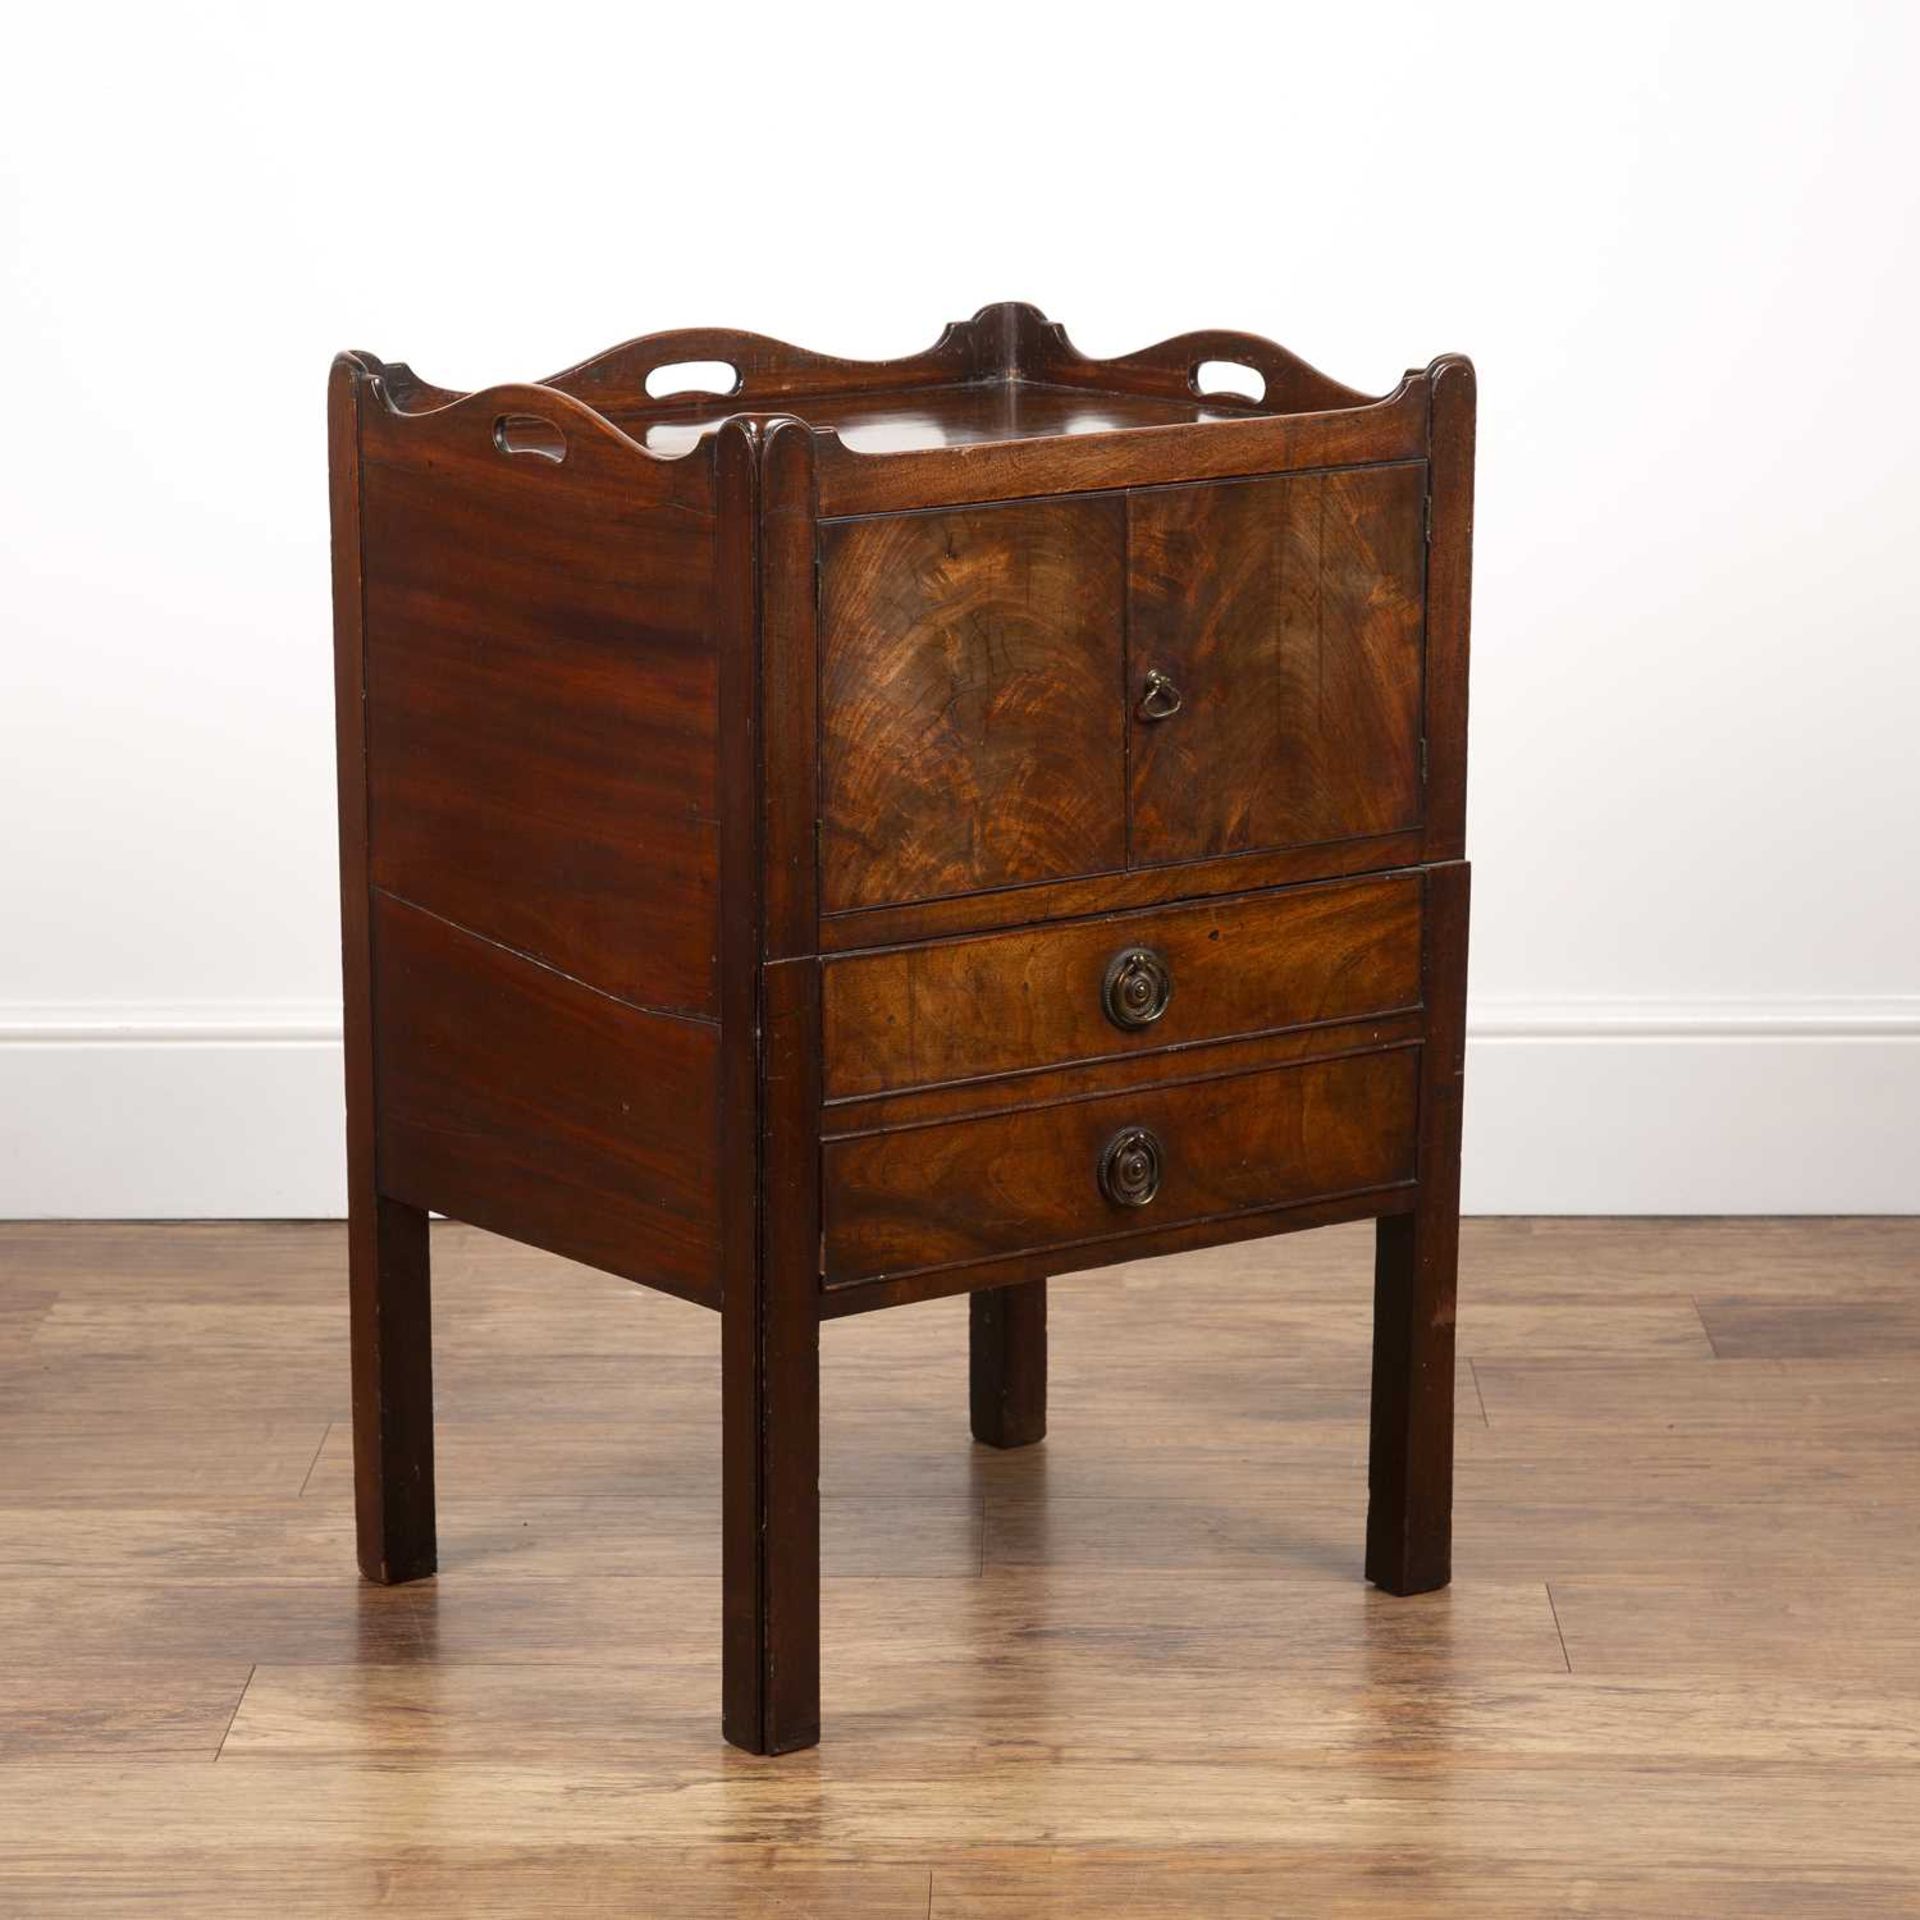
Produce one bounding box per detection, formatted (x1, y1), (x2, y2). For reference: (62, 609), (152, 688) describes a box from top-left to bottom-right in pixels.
(1137, 670), (1182, 721)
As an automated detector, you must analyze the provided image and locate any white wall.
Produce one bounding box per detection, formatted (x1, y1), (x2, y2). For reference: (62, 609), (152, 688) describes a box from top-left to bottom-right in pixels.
(2, 2), (1916, 1216)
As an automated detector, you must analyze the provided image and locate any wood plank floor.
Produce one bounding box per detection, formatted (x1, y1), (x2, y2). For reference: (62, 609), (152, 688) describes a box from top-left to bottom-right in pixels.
(1, 1218), (1917, 1915)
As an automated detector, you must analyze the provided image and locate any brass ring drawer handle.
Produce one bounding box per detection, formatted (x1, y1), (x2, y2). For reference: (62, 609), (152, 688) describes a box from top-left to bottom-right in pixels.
(1103, 947), (1173, 1030)
(1099, 1126), (1163, 1209)
(1137, 670), (1182, 721)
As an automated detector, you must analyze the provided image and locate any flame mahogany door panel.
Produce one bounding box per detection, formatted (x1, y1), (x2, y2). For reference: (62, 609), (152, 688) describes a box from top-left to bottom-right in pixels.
(1127, 463), (1428, 866)
(818, 497), (1127, 913)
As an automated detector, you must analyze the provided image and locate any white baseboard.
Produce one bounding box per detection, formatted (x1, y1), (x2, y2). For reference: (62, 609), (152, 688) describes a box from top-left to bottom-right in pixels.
(0, 1006), (349, 1219)
(1, 1000), (1915, 1219)
(1462, 999), (1919, 1213)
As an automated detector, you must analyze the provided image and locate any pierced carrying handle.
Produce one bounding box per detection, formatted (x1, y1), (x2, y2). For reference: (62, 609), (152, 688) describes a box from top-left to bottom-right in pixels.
(1137, 670), (1183, 721)
(492, 412), (568, 462)
(640, 358), (741, 402)
(545, 324), (894, 412)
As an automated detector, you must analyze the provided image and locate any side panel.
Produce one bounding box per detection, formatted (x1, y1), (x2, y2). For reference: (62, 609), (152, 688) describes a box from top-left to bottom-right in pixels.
(373, 891), (722, 1304)
(351, 383), (727, 1302)
(360, 394), (720, 1018)
(1129, 464), (1427, 865)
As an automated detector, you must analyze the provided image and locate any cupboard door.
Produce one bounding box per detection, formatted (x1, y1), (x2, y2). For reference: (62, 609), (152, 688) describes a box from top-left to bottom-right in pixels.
(819, 498), (1127, 913)
(1128, 464), (1426, 864)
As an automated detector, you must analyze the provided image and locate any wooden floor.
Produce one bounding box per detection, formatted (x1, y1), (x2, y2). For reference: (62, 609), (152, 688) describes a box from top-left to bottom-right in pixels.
(1, 1219), (1917, 1915)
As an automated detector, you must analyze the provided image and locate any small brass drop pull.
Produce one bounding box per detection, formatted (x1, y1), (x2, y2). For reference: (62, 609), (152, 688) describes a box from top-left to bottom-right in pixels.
(1137, 670), (1182, 721)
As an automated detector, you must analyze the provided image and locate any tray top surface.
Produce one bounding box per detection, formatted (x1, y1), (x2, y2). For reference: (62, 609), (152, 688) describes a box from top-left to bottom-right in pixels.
(607, 379), (1266, 457)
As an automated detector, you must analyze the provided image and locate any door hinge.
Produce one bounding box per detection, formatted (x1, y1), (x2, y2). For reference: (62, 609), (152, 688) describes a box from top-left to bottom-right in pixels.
(1420, 738), (1429, 784)
(818, 1229), (827, 1276)
(1424, 494), (1434, 544)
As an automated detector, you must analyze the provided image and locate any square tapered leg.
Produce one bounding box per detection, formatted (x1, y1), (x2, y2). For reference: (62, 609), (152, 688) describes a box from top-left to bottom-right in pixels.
(722, 1281), (820, 1754)
(1365, 861), (1468, 1595)
(348, 1192), (436, 1584)
(1365, 1206), (1458, 1592)
(970, 1280), (1047, 1449)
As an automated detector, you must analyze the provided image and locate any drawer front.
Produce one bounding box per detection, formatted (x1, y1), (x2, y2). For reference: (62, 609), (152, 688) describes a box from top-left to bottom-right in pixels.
(824, 872), (1421, 1100)
(823, 1046), (1418, 1286)
(818, 497), (1126, 913)
(1129, 464), (1426, 863)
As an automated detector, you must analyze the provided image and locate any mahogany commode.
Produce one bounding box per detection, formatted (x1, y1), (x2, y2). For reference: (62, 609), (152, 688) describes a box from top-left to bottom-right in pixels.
(328, 304), (1475, 1753)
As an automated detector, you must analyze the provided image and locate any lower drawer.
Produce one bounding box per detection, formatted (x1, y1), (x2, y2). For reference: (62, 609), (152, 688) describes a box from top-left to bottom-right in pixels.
(822, 1045), (1418, 1287)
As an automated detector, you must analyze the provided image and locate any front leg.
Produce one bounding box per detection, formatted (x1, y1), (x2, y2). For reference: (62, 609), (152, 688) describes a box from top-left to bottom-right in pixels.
(721, 1272), (821, 1754)
(1365, 1206), (1458, 1593)
(1365, 861), (1468, 1595)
